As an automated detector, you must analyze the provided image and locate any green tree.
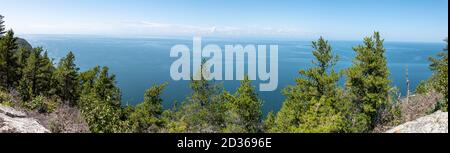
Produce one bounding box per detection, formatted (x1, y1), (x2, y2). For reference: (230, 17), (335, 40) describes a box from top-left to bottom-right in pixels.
(346, 32), (391, 131)
(263, 112), (276, 132)
(223, 76), (263, 133)
(272, 37), (345, 133)
(429, 38), (448, 111)
(16, 47), (32, 76)
(54, 51), (79, 105)
(0, 15), (6, 35)
(93, 66), (121, 106)
(79, 92), (126, 133)
(0, 30), (19, 89)
(189, 59), (220, 106)
(18, 48), (42, 101)
(129, 83), (167, 133)
(37, 51), (55, 96)
(162, 60), (225, 133)
(78, 66), (128, 133)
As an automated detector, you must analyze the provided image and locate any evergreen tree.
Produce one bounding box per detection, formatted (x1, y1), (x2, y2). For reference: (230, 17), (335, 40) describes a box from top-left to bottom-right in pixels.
(163, 59), (224, 133)
(18, 48), (42, 101)
(79, 92), (125, 133)
(129, 83), (167, 133)
(429, 38), (448, 111)
(0, 30), (19, 89)
(79, 66), (100, 94)
(0, 15), (6, 35)
(54, 51), (79, 105)
(78, 66), (128, 133)
(224, 76), (262, 133)
(37, 51), (55, 96)
(93, 66), (121, 106)
(189, 59), (220, 106)
(263, 112), (276, 132)
(16, 47), (32, 77)
(346, 32), (390, 131)
(272, 37), (345, 133)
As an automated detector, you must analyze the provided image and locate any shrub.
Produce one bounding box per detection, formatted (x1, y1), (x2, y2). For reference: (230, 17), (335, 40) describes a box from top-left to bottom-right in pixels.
(24, 95), (58, 113)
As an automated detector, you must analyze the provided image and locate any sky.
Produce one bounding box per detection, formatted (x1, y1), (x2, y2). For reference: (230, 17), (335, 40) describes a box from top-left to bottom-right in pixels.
(0, 0), (448, 42)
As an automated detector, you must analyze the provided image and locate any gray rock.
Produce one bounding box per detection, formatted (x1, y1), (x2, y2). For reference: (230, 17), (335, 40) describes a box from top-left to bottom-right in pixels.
(386, 111), (448, 133)
(0, 105), (50, 133)
(0, 105), (26, 118)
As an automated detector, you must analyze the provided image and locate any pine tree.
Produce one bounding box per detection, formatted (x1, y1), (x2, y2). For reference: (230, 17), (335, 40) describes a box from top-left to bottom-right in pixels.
(163, 59), (224, 133)
(54, 51), (79, 105)
(346, 32), (391, 131)
(429, 38), (448, 111)
(78, 66), (128, 133)
(16, 47), (32, 76)
(129, 83), (167, 133)
(189, 59), (220, 106)
(79, 66), (101, 94)
(18, 48), (55, 102)
(263, 112), (276, 132)
(18, 48), (42, 101)
(37, 51), (55, 96)
(0, 30), (19, 89)
(272, 37), (345, 133)
(93, 66), (121, 106)
(223, 76), (263, 133)
(0, 15), (6, 36)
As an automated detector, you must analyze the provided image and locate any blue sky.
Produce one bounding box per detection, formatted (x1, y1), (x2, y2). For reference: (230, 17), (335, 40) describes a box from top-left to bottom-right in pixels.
(0, 0), (448, 42)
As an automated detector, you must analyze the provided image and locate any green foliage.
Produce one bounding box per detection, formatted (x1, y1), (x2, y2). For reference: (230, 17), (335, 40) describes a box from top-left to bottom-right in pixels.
(0, 15), (5, 35)
(223, 76), (263, 133)
(129, 83), (167, 133)
(415, 79), (434, 94)
(0, 90), (14, 107)
(78, 92), (126, 133)
(271, 37), (346, 133)
(429, 38), (448, 111)
(162, 60), (226, 133)
(54, 52), (79, 105)
(78, 66), (128, 133)
(295, 96), (345, 133)
(263, 111), (275, 132)
(23, 95), (58, 113)
(18, 48), (45, 101)
(346, 32), (391, 131)
(0, 30), (20, 89)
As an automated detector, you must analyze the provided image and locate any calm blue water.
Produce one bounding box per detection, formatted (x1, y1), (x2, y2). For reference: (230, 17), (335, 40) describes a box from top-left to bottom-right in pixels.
(22, 35), (445, 114)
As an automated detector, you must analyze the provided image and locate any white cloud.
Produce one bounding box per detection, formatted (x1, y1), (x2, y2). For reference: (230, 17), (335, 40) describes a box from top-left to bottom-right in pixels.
(14, 20), (314, 38)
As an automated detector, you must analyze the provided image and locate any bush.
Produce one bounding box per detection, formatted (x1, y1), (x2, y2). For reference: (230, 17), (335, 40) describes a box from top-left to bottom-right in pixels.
(0, 91), (13, 107)
(415, 80), (434, 94)
(23, 95), (58, 113)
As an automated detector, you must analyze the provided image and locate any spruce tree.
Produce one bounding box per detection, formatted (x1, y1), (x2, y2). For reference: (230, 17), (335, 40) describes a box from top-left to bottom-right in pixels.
(37, 51), (55, 96)
(189, 59), (220, 106)
(429, 38), (448, 111)
(164, 59), (223, 133)
(54, 51), (79, 105)
(93, 66), (121, 106)
(0, 30), (19, 89)
(0, 15), (6, 35)
(272, 37), (345, 133)
(224, 76), (263, 133)
(78, 66), (127, 133)
(346, 32), (390, 131)
(18, 48), (42, 101)
(129, 83), (167, 133)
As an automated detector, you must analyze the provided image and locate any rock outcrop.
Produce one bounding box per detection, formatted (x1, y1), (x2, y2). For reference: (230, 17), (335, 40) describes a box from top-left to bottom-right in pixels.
(0, 105), (50, 133)
(386, 111), (448, 133)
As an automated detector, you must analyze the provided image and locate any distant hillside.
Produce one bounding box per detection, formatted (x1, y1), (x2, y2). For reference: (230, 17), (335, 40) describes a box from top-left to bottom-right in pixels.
(17, 38), (33, 50)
